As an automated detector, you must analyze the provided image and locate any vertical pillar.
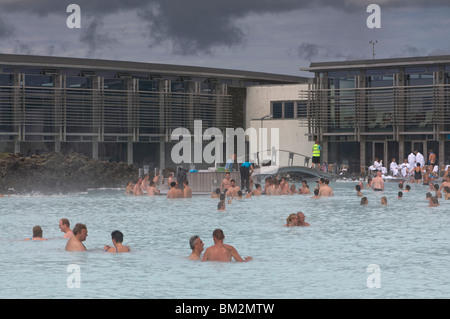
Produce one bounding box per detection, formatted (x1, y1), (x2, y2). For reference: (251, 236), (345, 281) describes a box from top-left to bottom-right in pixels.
(127, 140), (133, 165)
(159, 140), (165, 170)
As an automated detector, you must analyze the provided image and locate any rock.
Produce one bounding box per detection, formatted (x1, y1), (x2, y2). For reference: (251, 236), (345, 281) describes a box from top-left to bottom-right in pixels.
(0, 152), (138, 195)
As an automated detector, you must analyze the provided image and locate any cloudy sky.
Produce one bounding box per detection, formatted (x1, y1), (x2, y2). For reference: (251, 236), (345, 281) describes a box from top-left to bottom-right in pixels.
(0, 0), (449, 77)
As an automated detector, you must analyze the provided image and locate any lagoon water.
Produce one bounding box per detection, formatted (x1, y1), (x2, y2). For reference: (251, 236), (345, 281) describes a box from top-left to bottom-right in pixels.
(1, 180), (449, 299)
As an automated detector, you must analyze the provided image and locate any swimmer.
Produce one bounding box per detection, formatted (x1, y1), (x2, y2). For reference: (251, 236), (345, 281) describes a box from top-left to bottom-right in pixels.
(252, 184), (262, 196)
(397, 191), (403, 199)
(355, 184), (363, 197)
(211, 188), (221, 198)
(189, 235), (204, 260)
(428, 196), (440, 207)
(443, 186), (450, 200)
(141, 174), (150, 194)
(381, 196), (388, 205)
(318, 179), (333, 197)
(167, 182), (183, 198)
(59, 218), (73, 238)
(299, 180), (310, 194)
(284, 213), (299, 227)
(404, 185), (411, 192)
(410, 163), (423, 184)
(220, 172), (231, 193)
(125, 181), (133, 195)
(366, 177), (373, 189)
(225, 179), (241, 198)
(65, 223), (88, 251)
(217, 200), (226, 211)
(228, 190), (243, 204)
(133, 178), (143, 196)
(201, 229), (252, 262)
(310, 189), (320, 199)
(183, 180), (192, 198)
(296, 212), (310, 227)
(147, 180), (160, 196)
(104, 230), (131, 253)
(425, 192), (432, 201)
(289, 184), (298, 194)
(360, 197), (368, 205)
(25, 225), (47, 241)
(434, 184), (442, 199)
(372, 171), (384, 191)
(439, 175), (450, 192)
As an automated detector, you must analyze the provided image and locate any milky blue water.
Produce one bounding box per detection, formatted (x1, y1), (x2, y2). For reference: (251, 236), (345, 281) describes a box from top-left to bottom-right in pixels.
(0, 180), (449, 299)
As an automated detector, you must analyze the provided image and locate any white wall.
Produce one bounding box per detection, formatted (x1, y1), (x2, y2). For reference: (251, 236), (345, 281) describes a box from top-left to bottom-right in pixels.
(245, 84), (314, 167)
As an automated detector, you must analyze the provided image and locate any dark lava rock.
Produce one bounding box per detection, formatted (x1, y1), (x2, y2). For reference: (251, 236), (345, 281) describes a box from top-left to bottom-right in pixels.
(0, 152), (138, 195)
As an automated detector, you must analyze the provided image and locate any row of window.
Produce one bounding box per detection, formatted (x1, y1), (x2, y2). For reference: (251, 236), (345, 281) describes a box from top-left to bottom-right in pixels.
(271, 101), (307, 119)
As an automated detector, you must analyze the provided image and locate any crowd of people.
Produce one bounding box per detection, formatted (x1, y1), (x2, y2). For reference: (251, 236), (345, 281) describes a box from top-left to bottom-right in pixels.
(22, 218), (130, 253)
(10, 153), (450, 263)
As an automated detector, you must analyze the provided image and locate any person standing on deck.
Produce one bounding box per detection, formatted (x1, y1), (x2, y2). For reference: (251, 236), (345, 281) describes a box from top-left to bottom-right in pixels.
(312, 140), (322, 170)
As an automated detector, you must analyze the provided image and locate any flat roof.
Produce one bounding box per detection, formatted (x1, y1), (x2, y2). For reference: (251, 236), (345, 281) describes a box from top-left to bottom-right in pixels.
(301, 55), (450, 72)
(0, 53), (308, 84)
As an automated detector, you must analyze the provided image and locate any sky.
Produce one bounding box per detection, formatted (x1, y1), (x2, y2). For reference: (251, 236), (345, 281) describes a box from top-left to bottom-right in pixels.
(0, 0), (450, 77)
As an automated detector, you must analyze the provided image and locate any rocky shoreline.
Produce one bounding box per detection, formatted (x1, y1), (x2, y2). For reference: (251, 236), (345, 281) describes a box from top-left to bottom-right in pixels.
(0, 152), (138, 195)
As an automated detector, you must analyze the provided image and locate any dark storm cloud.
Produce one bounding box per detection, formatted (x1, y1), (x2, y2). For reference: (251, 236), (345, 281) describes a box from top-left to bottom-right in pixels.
(1, 0), (450, 55)
(79, 19), (117, 55)
(0, 16), (15, 38)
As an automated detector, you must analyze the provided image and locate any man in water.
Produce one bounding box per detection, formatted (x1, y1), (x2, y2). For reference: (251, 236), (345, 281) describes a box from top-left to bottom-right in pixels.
(183, 180), (192, 198)
(167, 182), (183, 198)
(59, 218), (73, 238)
(65, 223), (88, 251)
(147, 180), (160, 196)
(220, 172), (231, 193)
(188, 235), (204, 260)
(104, 230), (131, 253)
(372, 171), (385, 191)
(25, 225), (47, 241)
(201, 229), (252, 262)
(318, 179), (333, 197)
(225, 179), (241, 198)
(296, 212), (310, 226)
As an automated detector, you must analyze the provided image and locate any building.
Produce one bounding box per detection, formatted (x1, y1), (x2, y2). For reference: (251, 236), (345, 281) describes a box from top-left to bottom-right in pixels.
(301, 55), (450, 172)
(246, 83), (312, 167)
(0, 54), (306, 170)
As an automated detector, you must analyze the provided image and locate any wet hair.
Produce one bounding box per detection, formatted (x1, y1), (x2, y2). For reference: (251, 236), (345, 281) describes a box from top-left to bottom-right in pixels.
(215, 188), (221, 194)
(255, 184), (261, 189)
(430, 196), (439, 205)
(426, 192), (432, 198)
(111, 230), (124, 243)
(381, 196), (387, 204)
(189, 235), (199, 250)
(237, 190), (243, 197)
(212, 228), (225, 240)
(219, 193), (225, 201)
(398, 182), (403, 189)
(398, 191), (403, 198)
(360, 197), (368, 205)
(60, 218), (70, 227)
(230, 179), (235, 183)
(314, 189), (319, 195)
(32, 225), (43, 238)
(73, 223), (87, 235)
(405, 185), (411, 191)
(286, 213), (297, 224)
(183, 180), (189, 185)
(444, 186), (450, 193)
(217, 201), (225, 210)
(170, 182), (177, 187)
(355, 185), (361, 191)
(434, 184), (439, 191)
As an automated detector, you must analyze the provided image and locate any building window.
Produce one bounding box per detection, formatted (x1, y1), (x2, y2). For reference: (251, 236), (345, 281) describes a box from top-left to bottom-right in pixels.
(271, 101), (306, 119)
